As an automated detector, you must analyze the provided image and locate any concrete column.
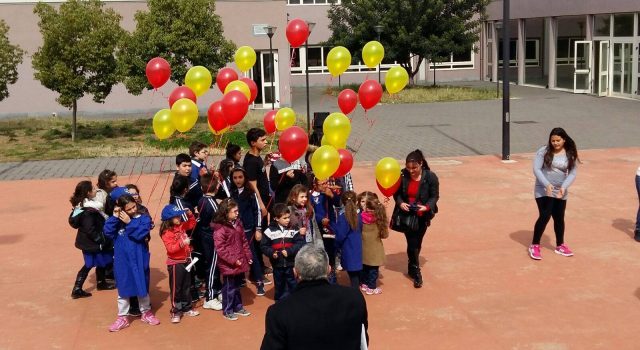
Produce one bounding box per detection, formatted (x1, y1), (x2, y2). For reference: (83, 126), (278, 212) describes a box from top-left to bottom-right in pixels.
(517, 19), (526, 84)
(585, 15), (593, 40)
(547, 17), (557, 89)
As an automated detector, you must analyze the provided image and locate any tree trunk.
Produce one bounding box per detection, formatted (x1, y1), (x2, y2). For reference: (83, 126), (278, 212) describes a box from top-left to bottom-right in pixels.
(72, 99), (77, 142)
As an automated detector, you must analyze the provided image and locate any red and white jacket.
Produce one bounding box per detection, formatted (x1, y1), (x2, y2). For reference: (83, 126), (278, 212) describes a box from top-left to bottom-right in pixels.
(161, 212), (197, 265)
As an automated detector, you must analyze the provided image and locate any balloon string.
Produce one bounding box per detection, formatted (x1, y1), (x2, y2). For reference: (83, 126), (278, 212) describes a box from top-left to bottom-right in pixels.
(134, 156), (152, 186)
(126, 146), (142, 184)
(290, 48), (297, 71)
(268, 132), (277, 153)
(153, 167), (173, 223)
(147, 157), (166, 203)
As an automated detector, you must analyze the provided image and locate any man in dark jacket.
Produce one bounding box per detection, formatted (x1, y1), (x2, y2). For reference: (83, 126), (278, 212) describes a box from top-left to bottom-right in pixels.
(260, 245), (369, 350)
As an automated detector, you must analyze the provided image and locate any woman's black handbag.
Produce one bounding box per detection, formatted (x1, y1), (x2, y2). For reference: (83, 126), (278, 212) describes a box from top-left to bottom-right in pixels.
(390, 206), (420, 232)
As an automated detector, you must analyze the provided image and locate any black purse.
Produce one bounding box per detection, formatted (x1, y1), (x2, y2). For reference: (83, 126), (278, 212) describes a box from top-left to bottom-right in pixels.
(390, 205), (420, 232)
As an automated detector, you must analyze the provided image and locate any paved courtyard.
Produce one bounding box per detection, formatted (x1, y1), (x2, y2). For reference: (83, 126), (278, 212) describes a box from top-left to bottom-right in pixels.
(0, 85), (638, 180)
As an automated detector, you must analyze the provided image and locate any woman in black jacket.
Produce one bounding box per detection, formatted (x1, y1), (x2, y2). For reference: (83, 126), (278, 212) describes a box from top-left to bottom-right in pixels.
(392, 150), (439, 288)
(68, 181), (116, 299)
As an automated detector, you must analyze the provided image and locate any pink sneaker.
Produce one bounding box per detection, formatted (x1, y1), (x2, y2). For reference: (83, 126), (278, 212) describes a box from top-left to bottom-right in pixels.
(555, 244), (574, 257)
(528, 244), (542, 260)
(365, 287), (383, 295)
(108, 316), (129, 332)
(359, 284), (368, 292)
(141, 311), (160, 325)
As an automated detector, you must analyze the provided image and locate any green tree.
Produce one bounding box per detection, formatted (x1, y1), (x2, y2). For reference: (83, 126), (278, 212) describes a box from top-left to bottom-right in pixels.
(327, 0), (488, 84)
(119, 0), (236, 95)
(0, 20), (25, 102)
(32, 0), (124, 142)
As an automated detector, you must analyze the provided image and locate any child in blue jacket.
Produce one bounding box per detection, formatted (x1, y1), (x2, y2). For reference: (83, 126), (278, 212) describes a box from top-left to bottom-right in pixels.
(331, 191), (363, 289)
(104, 194), (159, 332)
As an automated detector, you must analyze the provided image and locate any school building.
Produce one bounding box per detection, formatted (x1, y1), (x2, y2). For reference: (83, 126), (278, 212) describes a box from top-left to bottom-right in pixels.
(0, 0), (638, 118)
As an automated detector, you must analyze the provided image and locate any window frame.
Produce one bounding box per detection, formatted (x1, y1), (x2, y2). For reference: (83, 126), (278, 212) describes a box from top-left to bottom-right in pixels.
(430, 48), (475, 70)
(287, 0), (339, 5)
(290, 45), (400, 75)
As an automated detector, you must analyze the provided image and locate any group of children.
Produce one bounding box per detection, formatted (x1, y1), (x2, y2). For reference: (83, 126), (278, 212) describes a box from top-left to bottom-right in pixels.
(69, 127), (391, 332)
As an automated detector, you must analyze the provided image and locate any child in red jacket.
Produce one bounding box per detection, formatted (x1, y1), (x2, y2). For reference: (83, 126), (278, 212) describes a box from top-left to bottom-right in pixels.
(212, 199), (253, 321)
(160, 204), (200, 324)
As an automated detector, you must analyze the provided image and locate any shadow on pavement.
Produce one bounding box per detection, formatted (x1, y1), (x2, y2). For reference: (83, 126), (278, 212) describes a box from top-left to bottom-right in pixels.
(611, 218), (635, 239)
(509, 229), (553, 250)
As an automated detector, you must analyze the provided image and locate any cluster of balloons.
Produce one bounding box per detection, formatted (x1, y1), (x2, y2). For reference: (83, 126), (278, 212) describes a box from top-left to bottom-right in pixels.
(375, 157), (401, 197)
(311, 112), (353, 180)
(147, 44), (262, 140)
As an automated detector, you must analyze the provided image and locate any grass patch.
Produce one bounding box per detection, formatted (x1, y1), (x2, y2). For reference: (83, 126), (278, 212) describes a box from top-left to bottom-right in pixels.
(0, 110), (284, 162)
(325, 84), (500, 104)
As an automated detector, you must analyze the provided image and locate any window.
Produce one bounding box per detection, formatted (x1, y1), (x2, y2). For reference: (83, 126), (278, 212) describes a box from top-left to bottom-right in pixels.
(613, 13), (634, 37)
(594, 14), (611, 36)
(525, 39), (539, 66)
(288, 0), (336, 4)
(291, 45), (399, 75)
(556, 37), (583, 64)
(430, 48), (474, 69)
(497, 40), (517, 67)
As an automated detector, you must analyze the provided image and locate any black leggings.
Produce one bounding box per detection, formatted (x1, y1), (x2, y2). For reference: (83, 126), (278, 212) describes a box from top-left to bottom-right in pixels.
(532, 196), (567, 246)
(404, 227), (427, 269)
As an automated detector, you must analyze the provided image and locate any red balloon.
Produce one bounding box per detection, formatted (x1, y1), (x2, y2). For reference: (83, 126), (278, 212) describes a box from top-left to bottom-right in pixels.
(286, 19), (310, 48)
(278, 126), (309, 163)
(358, 79), (383, 110)
(263, 110), (277, 134)
(216, 67), (238, 93)
(333, 149), (354, 178)
(240, 77), (258, 104)
(207, 101), (227, 133)
(168, 86), (197, 108)
(146, 57), (171, 89)
(221, 90), (249, 126)
(337, 89), (358, 115)
(377, 178), (401, 198)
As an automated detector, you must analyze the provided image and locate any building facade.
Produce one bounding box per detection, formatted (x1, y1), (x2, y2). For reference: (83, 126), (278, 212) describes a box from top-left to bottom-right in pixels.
(1, 0), (637, 118)
(483, 0), (640, 100)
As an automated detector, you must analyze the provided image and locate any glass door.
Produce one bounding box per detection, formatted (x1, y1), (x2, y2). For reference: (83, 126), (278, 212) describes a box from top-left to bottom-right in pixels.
(250, 51), (280, 109)
(612, 42), (633, 96)
(573, 41), (592, 93)
(598, 41), (609, 96)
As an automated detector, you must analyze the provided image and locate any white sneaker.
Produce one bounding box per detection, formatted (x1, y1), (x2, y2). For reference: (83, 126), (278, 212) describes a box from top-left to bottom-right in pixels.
(203, 298), (222, 311)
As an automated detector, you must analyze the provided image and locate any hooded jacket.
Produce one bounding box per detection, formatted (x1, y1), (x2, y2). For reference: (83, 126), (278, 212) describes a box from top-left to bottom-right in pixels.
(69, 207), (108, 253)
(261, 222), (305, 268)
(161, 211), (197, 265)
(212, 220), (252, 276)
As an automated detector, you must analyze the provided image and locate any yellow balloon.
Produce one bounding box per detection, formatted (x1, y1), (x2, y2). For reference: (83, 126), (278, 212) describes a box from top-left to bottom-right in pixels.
(224, 80), (251, 101)
(171, 98), (199, 133)
(185, 66), (212, 97)
(362, 41), (384, 68)
(323, 112), (351, 149)
(311, 145), (340, 181)
(208, 121), (229, 136)
(375, 157), (401, 188)
(275, 107), (296, 131)
(327, 46), (352, 77)
(234, 46), (257, 72)
(385, 66), (409, 94)
(152, 109), (175, 140)
(321, 134), (346, 149)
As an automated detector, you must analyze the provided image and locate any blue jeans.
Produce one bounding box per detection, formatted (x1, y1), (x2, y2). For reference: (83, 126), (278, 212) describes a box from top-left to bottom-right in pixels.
(636, 175), (640, 233)
(273, 266), (296, 301)
(361, 265), (379, 289)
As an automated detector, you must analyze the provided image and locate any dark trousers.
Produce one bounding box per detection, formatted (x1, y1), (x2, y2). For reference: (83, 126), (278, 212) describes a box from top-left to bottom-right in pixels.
(635, 175), (640, 233)
(532, 196), (567, 246)
(168, 263), (192, 315)
(403, 227), (427, 273)
(347, 270), (361, 289)
(361, 265), (379, 289)
(191, 231), (207, 280)
(273, 266), (296, 301)
(245, 231), (264, 283)
(200, 232), (222, 301)
(323, 238), (337, 283)
(222, 273), (244, 315)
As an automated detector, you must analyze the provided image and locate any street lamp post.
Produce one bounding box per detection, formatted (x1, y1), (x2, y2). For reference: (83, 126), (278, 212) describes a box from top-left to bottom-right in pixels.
(501, 0), (510, 160)
(266, 25), (277, 111)
(305, 22), (316, 135)
(374, 25), (384, 84)
(495, 21), (502, 99)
